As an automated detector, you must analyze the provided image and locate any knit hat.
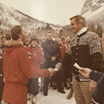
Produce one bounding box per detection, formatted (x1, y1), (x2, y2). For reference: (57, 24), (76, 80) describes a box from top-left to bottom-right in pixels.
(30, 37), (39, 44)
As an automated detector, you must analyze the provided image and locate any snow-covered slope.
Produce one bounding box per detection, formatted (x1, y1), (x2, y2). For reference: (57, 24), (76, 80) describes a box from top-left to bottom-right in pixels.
(80, 0), (104, 27)
(0, 3), (62, 33)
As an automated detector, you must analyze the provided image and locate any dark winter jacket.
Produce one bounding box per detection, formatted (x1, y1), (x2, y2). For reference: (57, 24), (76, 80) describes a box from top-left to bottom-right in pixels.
(42, 39), (61, 68)
(90, 71), (104, 104)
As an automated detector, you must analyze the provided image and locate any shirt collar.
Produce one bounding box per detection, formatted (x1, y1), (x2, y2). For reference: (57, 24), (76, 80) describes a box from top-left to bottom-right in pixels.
(77, 27), (87, 36)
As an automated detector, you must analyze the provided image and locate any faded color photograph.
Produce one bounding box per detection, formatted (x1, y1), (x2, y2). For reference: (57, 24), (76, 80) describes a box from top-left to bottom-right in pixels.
(0, 0), (104, 104)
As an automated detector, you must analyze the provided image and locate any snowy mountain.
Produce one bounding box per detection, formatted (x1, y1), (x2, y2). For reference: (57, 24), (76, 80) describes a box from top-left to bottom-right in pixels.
(0, 3), (63, 35)
(80, 0), (104, 28)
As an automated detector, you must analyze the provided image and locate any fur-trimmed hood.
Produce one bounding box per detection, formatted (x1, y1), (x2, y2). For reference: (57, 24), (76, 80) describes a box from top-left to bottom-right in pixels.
(4, 40), (24, 53)
(5, 40), (23, 48)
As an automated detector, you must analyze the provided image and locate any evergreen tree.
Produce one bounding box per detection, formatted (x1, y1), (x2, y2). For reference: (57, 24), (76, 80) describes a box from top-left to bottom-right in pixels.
(46, 23), (52, 30)
(88, 22), (95, 32)
(59, 29), (63, 38)
(95, 24), (102, 38)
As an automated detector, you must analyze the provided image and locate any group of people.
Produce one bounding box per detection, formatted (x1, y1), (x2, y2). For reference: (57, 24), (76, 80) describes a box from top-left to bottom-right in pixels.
(0, 15), (104, 104)
(0, 26), (72, 104)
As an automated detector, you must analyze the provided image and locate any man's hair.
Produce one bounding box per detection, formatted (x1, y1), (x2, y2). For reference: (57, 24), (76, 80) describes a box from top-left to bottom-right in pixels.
(11, 25), (22, 40)
(41, 36), (46, 40)
(70, 15), (86, 27)
(5, 34), (11, 40)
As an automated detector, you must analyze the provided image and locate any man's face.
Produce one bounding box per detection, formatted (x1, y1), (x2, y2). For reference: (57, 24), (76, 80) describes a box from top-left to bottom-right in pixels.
(25, 40), (29, 45)
(47, 33), (53, 41)
(2, 37), (7, 43)
(61, 39), (65, 44)
(41, 38), (46, 42)
(70, 18), (82, 34)
(21, 27), (27, 42)
(31, 40), (38, 47)
(57, 39), (61, 45)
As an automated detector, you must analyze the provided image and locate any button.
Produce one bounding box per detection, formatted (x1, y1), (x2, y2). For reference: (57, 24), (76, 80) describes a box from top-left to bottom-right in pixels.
(77, 38), (79, 40)
(77, 37), (79, 39)
(76, 53), (78, 55)
(75, 58), (77, 61)
(76, 42), (78, 44)
(75, 70), (77, 72)
(76, 47), (78, 49)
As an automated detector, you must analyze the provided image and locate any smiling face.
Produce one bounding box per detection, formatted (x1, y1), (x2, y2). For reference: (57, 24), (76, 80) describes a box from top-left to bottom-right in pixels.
(70, 18), (83, 34)
(31, 40), (38, 47)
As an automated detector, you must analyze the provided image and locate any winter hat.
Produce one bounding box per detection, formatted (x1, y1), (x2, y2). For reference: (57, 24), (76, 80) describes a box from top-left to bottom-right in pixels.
(30, 37), (39, 44)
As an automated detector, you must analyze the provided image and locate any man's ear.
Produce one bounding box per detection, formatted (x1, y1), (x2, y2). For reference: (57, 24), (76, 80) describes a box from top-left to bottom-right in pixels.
(79, 22), (83, 27)
(18, 33), (22, 38)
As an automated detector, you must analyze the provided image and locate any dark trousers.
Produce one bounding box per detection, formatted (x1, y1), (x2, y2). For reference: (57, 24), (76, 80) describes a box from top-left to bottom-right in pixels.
(43, 70), (63, 93)
(27, 78), (39, 96)
(54, 70), (63, 90)
(44, 77), (50, 94)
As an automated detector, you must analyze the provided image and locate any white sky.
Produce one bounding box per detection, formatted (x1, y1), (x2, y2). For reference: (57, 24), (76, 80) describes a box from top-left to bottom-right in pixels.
(0, 0), (86, 25)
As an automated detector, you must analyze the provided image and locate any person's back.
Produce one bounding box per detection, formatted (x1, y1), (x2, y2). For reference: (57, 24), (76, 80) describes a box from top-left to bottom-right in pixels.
(2, 25), (30, 104)
(3, 42), (29, 84)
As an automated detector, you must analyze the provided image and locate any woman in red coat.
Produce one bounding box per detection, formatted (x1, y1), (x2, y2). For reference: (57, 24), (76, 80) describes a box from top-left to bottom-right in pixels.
(26, 37), (49, 104)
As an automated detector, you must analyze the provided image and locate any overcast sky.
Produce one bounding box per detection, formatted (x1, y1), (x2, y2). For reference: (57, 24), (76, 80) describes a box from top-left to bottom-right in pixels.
(0, 0), (86, 25)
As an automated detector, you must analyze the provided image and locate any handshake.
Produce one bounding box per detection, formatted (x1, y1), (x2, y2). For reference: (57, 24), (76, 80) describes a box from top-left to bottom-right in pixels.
(48, 68), (60, 76)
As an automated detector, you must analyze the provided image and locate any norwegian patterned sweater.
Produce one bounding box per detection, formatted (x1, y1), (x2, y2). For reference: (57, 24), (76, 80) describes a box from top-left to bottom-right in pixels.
(56, 31), (103, 81)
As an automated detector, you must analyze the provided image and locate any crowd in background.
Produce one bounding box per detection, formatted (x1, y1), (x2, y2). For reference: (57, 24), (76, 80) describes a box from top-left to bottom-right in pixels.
(0, 15), (104, 104)
(0, 32), (72, 104)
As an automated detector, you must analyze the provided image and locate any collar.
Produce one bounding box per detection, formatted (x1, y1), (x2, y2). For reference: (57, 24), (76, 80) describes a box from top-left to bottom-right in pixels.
(47, 39), (54, 43)
(5, 40), (23, 48)
(77, 27), (87, 36)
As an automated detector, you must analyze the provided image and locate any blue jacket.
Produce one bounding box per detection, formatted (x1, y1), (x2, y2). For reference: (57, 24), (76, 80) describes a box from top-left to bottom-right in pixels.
(90, 71), (104, 104)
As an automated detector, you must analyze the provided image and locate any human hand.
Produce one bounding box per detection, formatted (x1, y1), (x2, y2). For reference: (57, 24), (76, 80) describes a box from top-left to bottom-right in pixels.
(28, 51), (32, 56)
(51, 57), (56, 62)
(3, 77), (5, 83)
(0, 49), (3, 60)
(89, 80), (97, 92)
(0, 49), (3, 55)
(48, 68), (54, 76)
(54, 68), (60, 72)
(78, 67), (92, 78)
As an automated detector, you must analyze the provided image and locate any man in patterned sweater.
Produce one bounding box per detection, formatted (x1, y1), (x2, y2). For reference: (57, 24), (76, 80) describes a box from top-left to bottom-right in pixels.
(54, 15), (103, 104)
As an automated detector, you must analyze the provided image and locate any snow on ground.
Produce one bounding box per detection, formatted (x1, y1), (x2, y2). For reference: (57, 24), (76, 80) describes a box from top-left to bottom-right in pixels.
(1, 87), (76, 104)
(27, 87), (76, 104)
(1, 82), (76, 104)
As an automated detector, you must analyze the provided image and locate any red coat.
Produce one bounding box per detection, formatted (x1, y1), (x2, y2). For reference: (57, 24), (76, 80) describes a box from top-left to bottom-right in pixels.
(59, 45), (66, 61)
(2, 41), (49, 104)
(26, 46), (49, 78)
(3, 45), (30, 104)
